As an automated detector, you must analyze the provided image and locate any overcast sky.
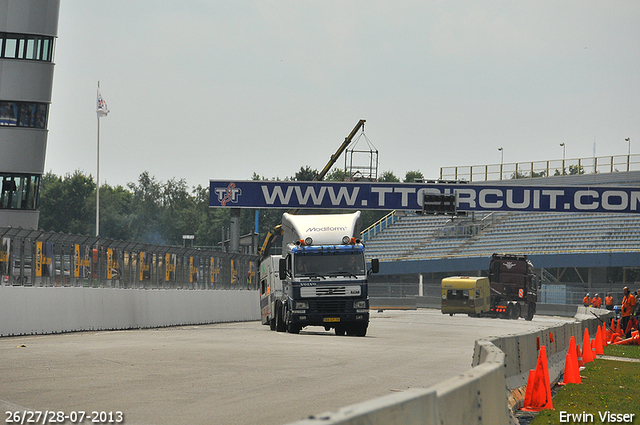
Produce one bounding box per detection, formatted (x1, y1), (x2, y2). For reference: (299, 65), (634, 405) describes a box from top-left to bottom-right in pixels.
(46, 1), (640, 189)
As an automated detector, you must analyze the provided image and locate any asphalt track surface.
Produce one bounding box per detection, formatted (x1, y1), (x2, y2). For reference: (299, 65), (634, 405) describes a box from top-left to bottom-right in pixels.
(0, 310), (572, 425)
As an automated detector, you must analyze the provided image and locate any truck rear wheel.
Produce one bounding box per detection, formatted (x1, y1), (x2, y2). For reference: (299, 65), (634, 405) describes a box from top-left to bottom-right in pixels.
(335, 326), (346, 336)
(275, 302), (286, 332)
(504, 303), (513, 320)
(525, 303), (536, 321)
(513, 303), (521, 320)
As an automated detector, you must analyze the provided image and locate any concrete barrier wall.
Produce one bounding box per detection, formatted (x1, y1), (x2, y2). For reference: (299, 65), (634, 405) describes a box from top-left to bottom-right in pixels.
(286, 307), (613, 425)
(0, 286), (261, 336)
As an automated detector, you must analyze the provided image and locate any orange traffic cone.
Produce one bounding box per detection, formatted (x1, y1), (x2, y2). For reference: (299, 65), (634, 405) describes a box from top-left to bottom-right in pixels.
(615, 318), (623, 337)
(559, 352), (581, 385)
(608, 318), (615, 341)
(594, 327), (604, 355)
(559, 337), (581, 385)
(582, 328), (593, 363)
(602, 323), (608, 347)
(609, 322), (617, 344)
(522, 369), (536, 408)
(576, 344), (585, 367)
(569, 336), (581, 376)
(615, 331), (640, 346)
(624, 317), (638, 338)
(521, 346), (554, 411)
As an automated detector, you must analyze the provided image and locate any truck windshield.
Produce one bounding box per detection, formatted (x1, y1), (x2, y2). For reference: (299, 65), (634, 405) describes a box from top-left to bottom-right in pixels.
(293, 253), (365, 277)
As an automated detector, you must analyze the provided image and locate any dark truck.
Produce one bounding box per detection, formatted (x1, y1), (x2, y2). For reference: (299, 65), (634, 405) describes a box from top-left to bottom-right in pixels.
(488, 253), (538, 320)
(442, 253), (538, 321)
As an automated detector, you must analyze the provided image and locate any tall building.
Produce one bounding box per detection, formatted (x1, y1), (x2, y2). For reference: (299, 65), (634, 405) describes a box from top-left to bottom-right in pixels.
(0, 0), (60, 229)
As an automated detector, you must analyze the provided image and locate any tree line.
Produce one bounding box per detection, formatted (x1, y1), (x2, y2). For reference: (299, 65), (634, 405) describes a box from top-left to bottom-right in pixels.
(38, 168), (425, 249)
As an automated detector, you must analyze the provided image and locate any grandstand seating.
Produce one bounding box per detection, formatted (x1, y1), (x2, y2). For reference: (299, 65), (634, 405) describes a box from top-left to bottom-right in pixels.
(364, 211), (640, 261)
(364, 171), (640, 262)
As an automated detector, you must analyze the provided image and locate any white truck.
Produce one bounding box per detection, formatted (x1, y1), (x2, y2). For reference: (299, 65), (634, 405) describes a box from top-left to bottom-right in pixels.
(259, 211), (379, 336)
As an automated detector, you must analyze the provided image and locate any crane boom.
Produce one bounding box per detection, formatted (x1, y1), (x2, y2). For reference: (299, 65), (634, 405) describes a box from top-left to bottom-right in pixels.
(315, 119), (365, 182)
(259, 119), (366, 259)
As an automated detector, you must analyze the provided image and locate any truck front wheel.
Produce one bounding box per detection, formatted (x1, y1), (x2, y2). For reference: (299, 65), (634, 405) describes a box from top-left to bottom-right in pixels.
(287, 323), (301, 334)
(354, 323), (368, 337)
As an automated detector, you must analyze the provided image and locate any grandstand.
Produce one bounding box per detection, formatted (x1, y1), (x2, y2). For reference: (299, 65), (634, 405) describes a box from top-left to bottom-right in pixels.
(364, 170), (640, 305)
(365, 211), (640, 261)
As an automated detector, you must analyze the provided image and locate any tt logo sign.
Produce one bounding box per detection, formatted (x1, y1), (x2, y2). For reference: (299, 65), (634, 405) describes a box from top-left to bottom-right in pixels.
(214, 183), (242, 206)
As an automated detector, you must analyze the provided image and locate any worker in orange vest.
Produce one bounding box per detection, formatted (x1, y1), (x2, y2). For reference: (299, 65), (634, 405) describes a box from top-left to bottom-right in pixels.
(605, 293), (614, 311)
(591, 294), (603, 309)
(621, 287), (637, 338)
(582, 293), (591, 307)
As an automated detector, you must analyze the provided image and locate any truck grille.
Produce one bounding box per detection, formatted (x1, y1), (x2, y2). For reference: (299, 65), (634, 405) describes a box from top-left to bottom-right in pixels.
(316, 286), (346, 296)
(310, 299), (350, 314)
(300, 285), (361, 297)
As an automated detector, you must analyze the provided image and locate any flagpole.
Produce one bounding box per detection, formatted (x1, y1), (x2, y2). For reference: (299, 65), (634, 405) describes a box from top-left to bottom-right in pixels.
(96, 81), (100, 237)
(96, 82), (109, 238)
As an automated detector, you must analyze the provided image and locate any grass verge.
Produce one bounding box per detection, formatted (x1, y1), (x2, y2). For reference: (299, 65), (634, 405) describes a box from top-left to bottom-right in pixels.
(529, 345), (640, 425)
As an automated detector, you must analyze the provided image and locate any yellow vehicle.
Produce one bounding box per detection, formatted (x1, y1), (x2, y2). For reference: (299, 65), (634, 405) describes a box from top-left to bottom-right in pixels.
(441, 276), (490, 316)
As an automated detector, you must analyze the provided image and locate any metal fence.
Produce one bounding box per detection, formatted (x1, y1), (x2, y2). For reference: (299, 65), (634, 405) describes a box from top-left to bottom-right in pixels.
(440, 154), (640, 182)
(370, 280), (632, 307)
(0, 227), (259, 290)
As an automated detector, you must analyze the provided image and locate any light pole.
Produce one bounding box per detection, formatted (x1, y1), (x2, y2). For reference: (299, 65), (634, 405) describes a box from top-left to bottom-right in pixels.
(498, 147), (503, 180)
(559, 143), (566, 175)
(625, 138), (631, 172)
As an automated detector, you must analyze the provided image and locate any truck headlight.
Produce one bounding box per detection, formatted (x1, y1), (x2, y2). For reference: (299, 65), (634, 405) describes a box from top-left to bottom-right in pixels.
(353, 300), (367, 309)
(295, 301), (309, 310)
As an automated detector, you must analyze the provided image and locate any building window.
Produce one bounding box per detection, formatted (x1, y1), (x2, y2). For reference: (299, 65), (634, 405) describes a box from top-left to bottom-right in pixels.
(0, 101), (47, 128)
(0, 174), (40, 210)
(0, 33), (54, 62)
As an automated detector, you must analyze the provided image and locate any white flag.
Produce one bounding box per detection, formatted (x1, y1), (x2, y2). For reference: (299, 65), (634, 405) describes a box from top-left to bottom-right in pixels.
(97, 88), (110, 117)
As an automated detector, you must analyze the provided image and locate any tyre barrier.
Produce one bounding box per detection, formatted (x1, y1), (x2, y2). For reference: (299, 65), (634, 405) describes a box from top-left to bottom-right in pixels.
(286, 306), (612, 425)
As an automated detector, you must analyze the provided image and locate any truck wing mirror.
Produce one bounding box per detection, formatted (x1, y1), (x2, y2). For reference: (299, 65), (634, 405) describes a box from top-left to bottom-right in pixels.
(279, 258), (287, 280)
(369, 258), (379, 274)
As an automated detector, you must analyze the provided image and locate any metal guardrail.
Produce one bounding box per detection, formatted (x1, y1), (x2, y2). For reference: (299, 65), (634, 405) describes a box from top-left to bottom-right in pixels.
(440, 154), (640, 182)
(361, 211), (400, 242)
(379, 247), (640, 262)
(0, 227), (259, 290)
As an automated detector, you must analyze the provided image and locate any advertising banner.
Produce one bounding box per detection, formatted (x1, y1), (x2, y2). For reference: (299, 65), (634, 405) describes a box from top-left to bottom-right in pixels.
(74, 244), (92, 278)
(210, 257), (219, 285)
(165, 253), (175, 282)
(209, 180), (640, 213)
(230, 259), (238, 285)
(107, 249), (122, 280)
(35, 241), (53, 278)
(189, 256), (199, 284)
(107, 248), (113, 280)
(139, 252), (150, 282)
(0, 238), (9, 280)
